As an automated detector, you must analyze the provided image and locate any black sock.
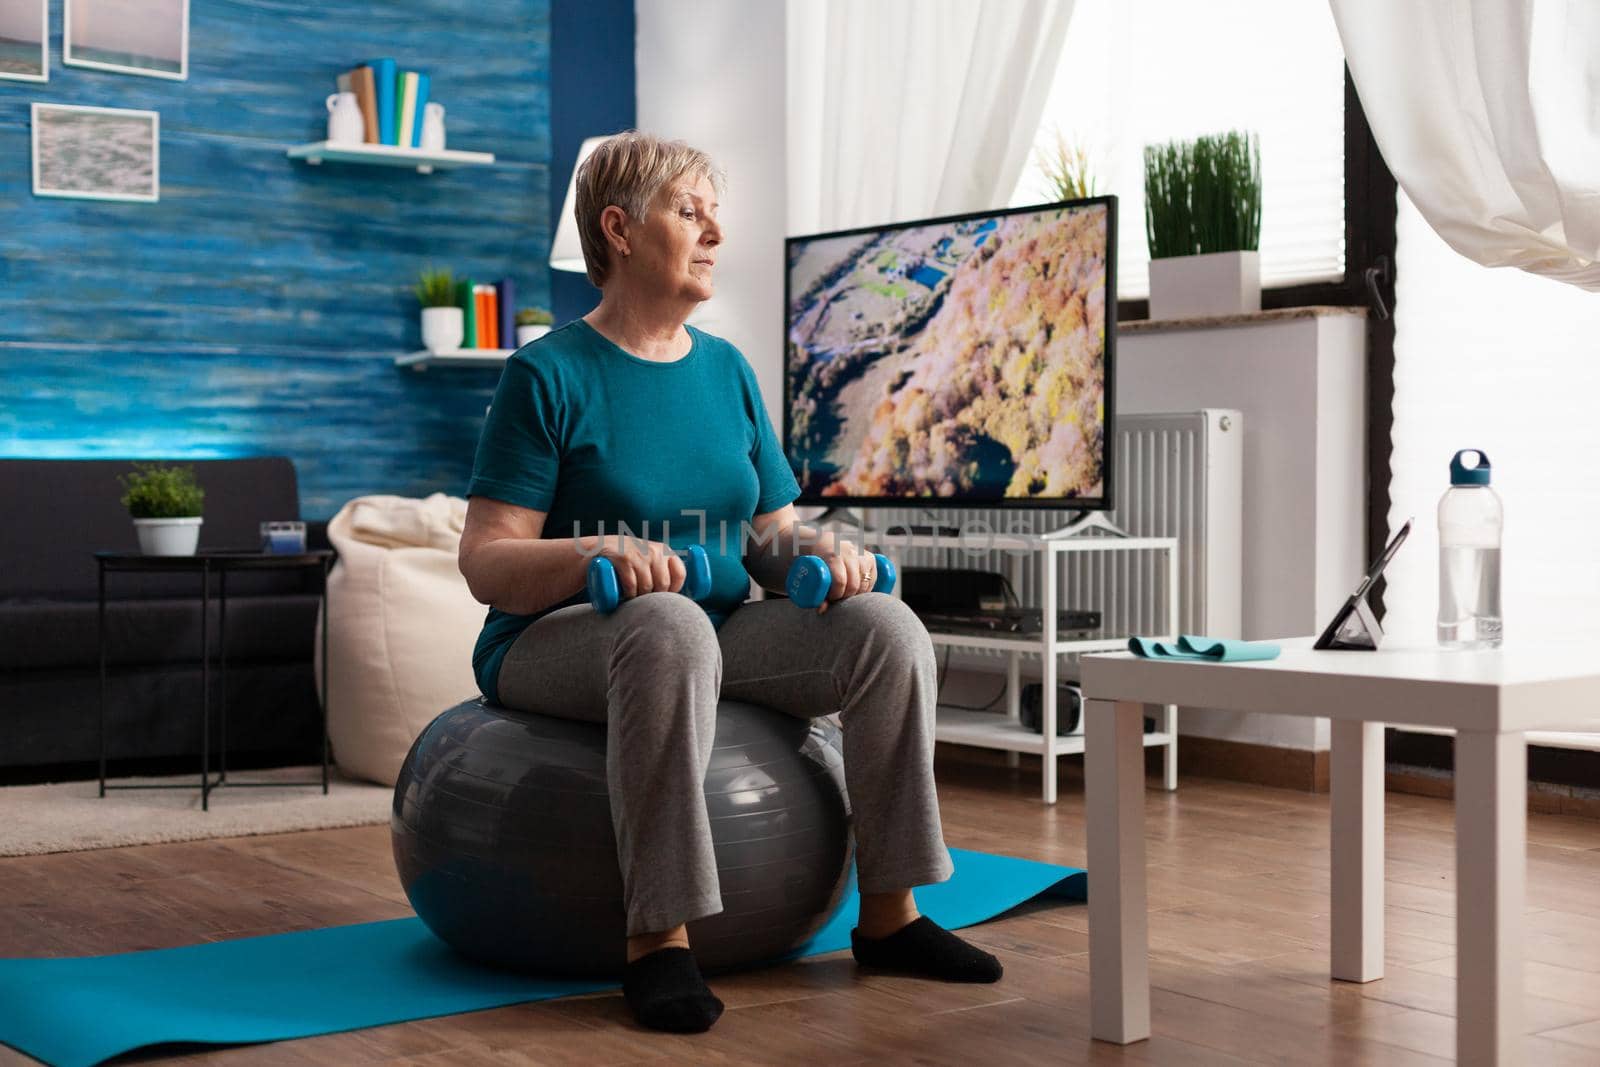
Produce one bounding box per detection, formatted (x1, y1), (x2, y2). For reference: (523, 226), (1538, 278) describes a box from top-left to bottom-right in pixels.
(622, 947), (724, 1033)
(851, 916), (1003, 983)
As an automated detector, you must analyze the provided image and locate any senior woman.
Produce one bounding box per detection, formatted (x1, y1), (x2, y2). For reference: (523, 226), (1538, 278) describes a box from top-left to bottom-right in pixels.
(457, 130), (999, 1035)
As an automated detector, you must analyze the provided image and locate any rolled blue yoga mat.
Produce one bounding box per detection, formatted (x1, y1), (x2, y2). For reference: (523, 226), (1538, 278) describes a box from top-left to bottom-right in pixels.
(0, 846), (1084, 1067)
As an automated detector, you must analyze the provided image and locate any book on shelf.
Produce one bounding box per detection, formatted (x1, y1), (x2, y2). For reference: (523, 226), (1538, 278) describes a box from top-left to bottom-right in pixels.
(409, 72), (430, 148)
(398, 72), (419, 152)
(348, 65), (379, 143)
(495, 278), (515, 349)
(457, 278), (477, 349)
(476, 285), (499, 348)
(369, 57), (397, 146)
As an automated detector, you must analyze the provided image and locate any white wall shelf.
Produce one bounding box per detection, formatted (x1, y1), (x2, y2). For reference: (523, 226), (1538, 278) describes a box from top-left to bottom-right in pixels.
(396, 349), (513, 371)
(287, 141), (496, 175)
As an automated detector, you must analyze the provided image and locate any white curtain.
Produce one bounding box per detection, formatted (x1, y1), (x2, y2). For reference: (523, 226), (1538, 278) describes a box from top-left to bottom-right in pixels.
(787, 0), (1075, 235)
(1331, 0), (1600, 289)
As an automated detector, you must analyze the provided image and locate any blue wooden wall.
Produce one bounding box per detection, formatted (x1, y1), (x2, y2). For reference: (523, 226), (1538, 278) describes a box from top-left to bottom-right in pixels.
(550, 0), (634, 326)
(0, 0), (554, 519)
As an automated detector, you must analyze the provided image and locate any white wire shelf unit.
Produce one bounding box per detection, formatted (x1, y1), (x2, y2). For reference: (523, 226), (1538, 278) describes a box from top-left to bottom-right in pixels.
(890, 531), (1181, 805)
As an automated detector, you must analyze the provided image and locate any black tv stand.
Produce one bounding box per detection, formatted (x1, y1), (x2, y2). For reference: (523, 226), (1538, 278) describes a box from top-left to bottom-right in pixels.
(808, 507), (961, 539)
(881, 523), (962, 538)
(808, 506), (866, 531)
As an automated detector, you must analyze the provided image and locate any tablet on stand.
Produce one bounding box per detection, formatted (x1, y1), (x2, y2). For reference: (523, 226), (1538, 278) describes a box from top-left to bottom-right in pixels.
(1313, 518), (1412, 651)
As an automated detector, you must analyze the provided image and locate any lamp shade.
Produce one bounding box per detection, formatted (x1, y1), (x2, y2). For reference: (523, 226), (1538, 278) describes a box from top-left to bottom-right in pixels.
(550, 136), (610, 273)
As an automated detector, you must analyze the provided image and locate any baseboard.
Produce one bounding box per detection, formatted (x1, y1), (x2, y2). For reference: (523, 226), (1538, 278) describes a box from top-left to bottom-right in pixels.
(1386, 728), (1600, 819)
(1155, 735), (1330, 793)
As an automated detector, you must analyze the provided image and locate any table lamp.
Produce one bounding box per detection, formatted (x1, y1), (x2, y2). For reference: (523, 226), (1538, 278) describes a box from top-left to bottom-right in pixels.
(550, 136), (610, 273)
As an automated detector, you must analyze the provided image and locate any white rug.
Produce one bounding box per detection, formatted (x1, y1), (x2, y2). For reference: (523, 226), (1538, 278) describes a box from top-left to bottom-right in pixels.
(0, 766), (393, 857)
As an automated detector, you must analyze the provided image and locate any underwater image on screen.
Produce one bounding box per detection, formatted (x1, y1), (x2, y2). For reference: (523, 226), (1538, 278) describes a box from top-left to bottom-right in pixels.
(786, 201), (1108, 502)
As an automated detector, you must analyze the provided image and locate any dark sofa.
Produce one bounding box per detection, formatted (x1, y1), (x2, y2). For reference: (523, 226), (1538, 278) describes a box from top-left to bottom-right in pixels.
(0, 457), (330, 783)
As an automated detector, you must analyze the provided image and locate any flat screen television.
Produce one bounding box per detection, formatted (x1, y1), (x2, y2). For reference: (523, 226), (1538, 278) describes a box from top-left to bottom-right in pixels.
(784, 195), (1116, 511)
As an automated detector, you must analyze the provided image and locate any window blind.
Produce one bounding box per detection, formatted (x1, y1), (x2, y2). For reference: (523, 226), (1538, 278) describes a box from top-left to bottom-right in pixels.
(1010, 0), (1346, 299)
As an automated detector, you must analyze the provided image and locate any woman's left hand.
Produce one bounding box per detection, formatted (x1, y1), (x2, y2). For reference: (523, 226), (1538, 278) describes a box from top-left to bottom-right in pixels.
(815, 542), (877, 614)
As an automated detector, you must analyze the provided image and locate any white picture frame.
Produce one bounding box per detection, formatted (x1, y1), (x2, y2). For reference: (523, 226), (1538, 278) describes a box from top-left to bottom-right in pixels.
(0, 0), (48, 83)
(32, 103), (161, 203)
(65, 0), (188, 81)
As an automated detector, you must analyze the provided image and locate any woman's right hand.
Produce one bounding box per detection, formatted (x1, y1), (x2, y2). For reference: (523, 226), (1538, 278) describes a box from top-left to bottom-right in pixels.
(593, 537), (687, 601)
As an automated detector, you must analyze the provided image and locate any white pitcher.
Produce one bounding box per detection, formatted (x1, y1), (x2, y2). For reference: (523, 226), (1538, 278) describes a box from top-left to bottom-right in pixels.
(326, 91), (364, 144)
(421, 102), (446, 152)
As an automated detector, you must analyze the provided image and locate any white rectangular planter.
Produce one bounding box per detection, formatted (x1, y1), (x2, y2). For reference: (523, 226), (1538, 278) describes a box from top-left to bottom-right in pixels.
(1147, 250), (1261, 321)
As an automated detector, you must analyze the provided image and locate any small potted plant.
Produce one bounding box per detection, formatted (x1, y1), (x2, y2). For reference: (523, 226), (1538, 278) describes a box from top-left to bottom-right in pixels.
(118, 463), (205, 556)
(415, 267), (463, 353)
(1144, 129), (1262, 320)
(1037, 128), (1098, 201)
(515, 307), (554, 346)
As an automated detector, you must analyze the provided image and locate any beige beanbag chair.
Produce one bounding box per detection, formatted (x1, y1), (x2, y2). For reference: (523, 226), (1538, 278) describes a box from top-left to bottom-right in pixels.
(315, 493), (484, 786)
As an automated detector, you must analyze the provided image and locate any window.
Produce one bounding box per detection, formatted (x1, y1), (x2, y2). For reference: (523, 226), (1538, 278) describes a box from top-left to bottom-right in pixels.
(1384, 190), (1600, 645)
(1011, 0), (1347, 300)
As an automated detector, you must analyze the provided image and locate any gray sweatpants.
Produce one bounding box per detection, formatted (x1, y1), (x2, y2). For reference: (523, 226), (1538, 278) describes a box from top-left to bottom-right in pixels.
(496, 591), (955, 937)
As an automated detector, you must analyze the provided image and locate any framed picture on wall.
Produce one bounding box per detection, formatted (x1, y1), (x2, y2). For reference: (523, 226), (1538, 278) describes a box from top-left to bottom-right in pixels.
(32, 103), (160, 203)
(65, 0), (188, 80)
(0, 0), (48, 83)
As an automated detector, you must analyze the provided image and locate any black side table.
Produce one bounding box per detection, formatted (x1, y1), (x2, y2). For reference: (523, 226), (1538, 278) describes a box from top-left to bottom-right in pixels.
(95, 549), (334, 811)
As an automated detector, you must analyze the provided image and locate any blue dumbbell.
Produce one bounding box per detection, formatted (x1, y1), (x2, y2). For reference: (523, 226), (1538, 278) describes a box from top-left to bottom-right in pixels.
(588, 544), (713, 614)
(785, 552), (897, 609)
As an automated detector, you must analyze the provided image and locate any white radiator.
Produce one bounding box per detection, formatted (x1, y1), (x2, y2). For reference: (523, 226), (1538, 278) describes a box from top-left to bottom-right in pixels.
(871, 409), (1243, 670)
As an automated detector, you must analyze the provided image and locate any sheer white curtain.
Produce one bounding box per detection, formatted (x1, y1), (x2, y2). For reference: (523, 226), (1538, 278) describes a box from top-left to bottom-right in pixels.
(1332, 0), (1600, 288)
(1337, 0), (1600, 645)
(786, 0), (1075, 235)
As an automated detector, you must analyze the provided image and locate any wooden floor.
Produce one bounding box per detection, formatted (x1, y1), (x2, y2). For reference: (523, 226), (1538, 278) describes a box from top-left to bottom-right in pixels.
(5, 750), (1600, 1065)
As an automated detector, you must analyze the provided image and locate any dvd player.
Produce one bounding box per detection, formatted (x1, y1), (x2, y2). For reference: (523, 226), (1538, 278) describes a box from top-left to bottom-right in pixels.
(917, 608), (1102, 635)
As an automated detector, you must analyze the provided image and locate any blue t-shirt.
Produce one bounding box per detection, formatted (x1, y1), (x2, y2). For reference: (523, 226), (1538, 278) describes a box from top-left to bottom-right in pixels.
(466, 319), (802, 702)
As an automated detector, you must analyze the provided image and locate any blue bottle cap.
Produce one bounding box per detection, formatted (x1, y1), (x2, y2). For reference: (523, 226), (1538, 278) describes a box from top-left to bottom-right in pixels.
(1450, 449), (1492, 486)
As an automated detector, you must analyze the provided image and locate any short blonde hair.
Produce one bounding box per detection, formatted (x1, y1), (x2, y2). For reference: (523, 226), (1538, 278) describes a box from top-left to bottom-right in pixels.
(575, 130), (725, 287)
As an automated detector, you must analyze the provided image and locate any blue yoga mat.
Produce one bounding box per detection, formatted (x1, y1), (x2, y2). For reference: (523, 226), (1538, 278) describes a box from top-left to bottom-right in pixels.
(0, 846), (1083, 1067)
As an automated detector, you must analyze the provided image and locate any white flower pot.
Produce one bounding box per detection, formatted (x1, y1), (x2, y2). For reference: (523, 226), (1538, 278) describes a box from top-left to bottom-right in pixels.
(133, 516), (203, 556)
(421, 306), (464, 353)
(1147, 250), (1261, 321)
(516, 323), (551, 346)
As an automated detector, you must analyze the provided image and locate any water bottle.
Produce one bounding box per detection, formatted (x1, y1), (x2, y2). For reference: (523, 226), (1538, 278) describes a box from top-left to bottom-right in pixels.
(1437, 449), (1503, 648)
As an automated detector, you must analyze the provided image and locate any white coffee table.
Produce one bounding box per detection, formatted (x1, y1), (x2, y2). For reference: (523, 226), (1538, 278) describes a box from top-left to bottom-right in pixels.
(1080, 636), (1600, 1067)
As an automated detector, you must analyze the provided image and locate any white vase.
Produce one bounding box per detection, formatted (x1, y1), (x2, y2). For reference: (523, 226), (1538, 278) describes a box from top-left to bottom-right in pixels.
(516, 323), (551, 346)
(421, 306), (464, 353)
(1147, 250), (1261, 321)
(326, 91), (364, 144)
(421, 102), (446, 152)
(134, 516), (203, 556)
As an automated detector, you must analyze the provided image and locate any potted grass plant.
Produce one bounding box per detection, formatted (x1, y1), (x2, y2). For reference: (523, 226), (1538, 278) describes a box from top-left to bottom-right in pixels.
(1144, 129), (1262, 320)
(515, 307), (554, 346)
(118, 462), (205, 556)
(415, 267), (463, 353)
